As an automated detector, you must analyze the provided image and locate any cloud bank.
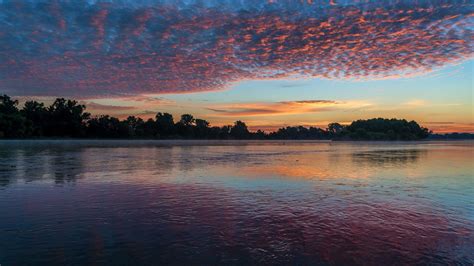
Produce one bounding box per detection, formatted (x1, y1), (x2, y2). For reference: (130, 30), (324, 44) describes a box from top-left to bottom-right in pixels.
(0, 0), (472, 98)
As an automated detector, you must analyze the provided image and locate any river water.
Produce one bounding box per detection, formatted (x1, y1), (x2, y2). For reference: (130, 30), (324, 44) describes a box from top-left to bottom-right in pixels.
(0, 140), (473, 265)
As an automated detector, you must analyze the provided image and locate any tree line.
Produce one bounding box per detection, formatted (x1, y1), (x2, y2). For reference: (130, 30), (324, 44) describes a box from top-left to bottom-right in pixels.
(0, 95), (431, 140)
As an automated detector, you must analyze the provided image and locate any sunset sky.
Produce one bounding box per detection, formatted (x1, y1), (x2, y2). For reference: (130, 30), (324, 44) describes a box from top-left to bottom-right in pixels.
(1, 0), (472, 132)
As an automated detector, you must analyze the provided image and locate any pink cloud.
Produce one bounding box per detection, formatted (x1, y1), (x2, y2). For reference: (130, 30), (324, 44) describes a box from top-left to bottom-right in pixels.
(0, 1), (472, 98)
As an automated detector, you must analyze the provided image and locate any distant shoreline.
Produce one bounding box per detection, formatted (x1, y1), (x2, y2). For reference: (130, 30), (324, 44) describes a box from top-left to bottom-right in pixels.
(3, 94), (473, 141)
(1, 138), (472, 142)
(2, 136), (474, 142)
(2, 95), (432, 141)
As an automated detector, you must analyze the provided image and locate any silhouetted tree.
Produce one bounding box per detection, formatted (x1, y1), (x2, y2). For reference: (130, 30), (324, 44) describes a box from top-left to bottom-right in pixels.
(428, 132), (474, 140)
(125, 116), (145, 137)
(143, 118), (158, 137)
(45, 98), (90, 137)
(219, 125), (232, 139)
(156, 112), (174, 137)
(230, 120), (250, 139)
(21, 101), (47, 136)
(309, 127), (328, 139)
(327, 123), (345, 137)
(87, 115), (128, 138)
(220, 126), (231, 139)
(0, 95), (435, 140)
(254, 129), (266, 139)
(0, 95), (27, 138)
(195, 118), (210, 138)
(0, 95), (19, 114)
(176, 114), (195, 138)
(343, 118), (430, 140)
(269, 126), (321, 139)
(180, 114), (195, 126)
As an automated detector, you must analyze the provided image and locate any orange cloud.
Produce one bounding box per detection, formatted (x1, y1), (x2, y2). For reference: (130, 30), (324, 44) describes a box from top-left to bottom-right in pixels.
(83, 95), (175, 118)
(423, 122), (474, 133)
(207, 100), (371, 117)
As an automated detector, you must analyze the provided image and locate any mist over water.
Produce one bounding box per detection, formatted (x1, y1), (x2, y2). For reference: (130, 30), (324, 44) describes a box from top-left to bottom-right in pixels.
(0, 140), (473, 264)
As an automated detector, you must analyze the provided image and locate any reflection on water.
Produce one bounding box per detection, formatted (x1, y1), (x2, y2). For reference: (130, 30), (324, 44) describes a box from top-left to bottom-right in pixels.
(0, 140), (473, 265)
(352, 149), (425, 166)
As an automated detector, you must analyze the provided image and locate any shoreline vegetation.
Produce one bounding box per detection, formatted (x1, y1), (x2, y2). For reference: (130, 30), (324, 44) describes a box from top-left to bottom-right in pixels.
(0, 94), (470, 141)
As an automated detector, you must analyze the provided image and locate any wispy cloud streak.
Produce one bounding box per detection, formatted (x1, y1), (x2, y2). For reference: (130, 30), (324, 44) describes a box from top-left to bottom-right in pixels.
(0, 0), (472, 98)
(207, 100), (371, 116)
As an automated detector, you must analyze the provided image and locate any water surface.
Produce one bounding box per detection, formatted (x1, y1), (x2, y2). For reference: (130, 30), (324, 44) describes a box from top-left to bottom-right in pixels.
(0, 140), (473, 265)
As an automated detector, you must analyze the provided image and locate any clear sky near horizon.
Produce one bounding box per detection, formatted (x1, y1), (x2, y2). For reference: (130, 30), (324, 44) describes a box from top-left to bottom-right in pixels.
(1, 0), (472, 132)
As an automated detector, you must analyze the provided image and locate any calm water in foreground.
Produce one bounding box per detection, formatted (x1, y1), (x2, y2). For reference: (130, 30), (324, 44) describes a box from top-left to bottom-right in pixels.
(0, 140), (473, 265)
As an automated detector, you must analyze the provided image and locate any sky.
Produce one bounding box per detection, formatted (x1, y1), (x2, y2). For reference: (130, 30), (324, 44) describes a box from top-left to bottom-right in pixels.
(0, 0), (473, 132)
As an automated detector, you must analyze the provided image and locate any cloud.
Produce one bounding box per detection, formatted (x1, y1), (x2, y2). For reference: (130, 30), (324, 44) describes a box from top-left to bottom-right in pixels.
(81, 102), (137, 112)
(0, 0), (472, 98)
(401, 99), (463, 108)
(424, 121), (456, 125)
(81, 95), (174, 117)
(422, 122), (474, 133)
(402, 99), (428, 107)
(285, 100), (337, 105)
(207, 100), (370, 116)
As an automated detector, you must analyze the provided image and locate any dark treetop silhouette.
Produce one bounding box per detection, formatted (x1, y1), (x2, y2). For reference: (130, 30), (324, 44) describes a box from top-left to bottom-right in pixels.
(0, 94), (435, 140)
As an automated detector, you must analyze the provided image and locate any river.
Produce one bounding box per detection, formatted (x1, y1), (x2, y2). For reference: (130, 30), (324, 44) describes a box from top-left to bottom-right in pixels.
(0, 140), (473, 265)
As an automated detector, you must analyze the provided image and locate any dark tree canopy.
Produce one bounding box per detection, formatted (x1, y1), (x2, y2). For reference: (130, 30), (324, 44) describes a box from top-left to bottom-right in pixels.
(180, 114), (195, 126)
(22, 101), (47, 136)
(341, 118), (431, 140)
(155, 112), (174, 136)
(230, 121), (250, 139)
(45, 98), (90, 137)
(0, 95), (436, 140)
(328, 123), (344, 135)
(0, 95), (27, 138)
